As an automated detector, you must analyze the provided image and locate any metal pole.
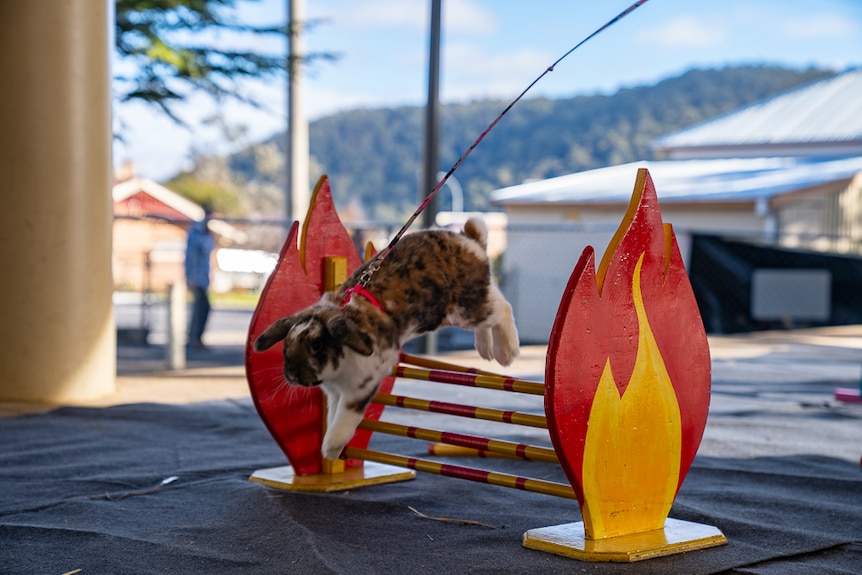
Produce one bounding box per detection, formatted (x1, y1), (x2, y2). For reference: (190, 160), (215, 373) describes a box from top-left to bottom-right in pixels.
(286, 0), (310, 226)
(420, 0), (442, 355)
(421, 0), (442, 229)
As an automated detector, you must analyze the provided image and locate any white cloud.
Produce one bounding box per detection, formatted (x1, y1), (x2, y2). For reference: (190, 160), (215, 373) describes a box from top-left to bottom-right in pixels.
(782, 13), (858, 39)
(113, 78), (290, 181)
(441, 42), (553, 102)
(445, 0), (498, 36)
(635, 15), (727, 49)
(338, 0), (426, 30)
(328, 0), (496, 35)
(113, 103), (195, 180)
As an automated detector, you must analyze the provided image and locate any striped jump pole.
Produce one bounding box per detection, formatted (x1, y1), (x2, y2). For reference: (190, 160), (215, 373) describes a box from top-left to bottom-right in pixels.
(392, 364), (545, 395)
(372, 392), (548, 429)
(399, 352), (506, 377)
(343, 447), (575, 500)
(356, 418), (558, 463)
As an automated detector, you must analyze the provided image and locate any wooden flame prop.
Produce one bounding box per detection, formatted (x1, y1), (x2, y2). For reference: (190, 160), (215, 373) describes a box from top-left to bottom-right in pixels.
(245, 176), (411, 488)
(524, 167), (725, 560)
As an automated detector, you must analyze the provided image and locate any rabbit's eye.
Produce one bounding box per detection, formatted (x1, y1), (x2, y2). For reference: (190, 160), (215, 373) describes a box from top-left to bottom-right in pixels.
(310, 339), (323, 353)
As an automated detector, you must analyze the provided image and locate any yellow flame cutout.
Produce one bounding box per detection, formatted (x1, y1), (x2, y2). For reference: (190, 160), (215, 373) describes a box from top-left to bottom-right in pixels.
(580, 253), (682, 540)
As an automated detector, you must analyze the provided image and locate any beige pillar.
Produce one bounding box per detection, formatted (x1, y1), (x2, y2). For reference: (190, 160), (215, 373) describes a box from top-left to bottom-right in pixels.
(0, 0), (115, 402)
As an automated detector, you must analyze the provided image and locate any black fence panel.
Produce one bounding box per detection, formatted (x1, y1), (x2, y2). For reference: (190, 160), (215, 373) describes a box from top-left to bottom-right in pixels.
(689, 235), (862, 334)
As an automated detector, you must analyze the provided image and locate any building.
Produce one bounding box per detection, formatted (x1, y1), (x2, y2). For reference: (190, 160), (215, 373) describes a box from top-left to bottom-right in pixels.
(491, 69), (862, 341)
(113, 175), (246, 293)
(654, 67), (862, 256)
(654, 69), (862, 160)
(113, 176), (201, 292)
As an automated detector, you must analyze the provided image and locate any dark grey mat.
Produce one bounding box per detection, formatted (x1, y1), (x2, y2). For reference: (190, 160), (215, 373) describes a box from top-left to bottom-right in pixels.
(1, 399), (860, 575)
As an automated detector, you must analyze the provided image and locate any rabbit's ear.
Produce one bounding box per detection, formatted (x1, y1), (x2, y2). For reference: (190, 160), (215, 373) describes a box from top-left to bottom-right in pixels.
(327, 315), (374, 356)
(254, 316), (299, 351)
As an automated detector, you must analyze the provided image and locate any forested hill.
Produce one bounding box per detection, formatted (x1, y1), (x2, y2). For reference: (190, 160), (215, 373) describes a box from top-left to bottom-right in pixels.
(229, 65), (830, 220)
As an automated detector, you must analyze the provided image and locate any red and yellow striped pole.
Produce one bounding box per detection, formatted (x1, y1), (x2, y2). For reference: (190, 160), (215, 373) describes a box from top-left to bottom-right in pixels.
(343, 447), (576, 500)
(357, 419), (559, 463)
(400, 352), (504, 377)
(427, 443), (520, 459)
(372, 392), (547, 429)
(392, 365), (545, 396)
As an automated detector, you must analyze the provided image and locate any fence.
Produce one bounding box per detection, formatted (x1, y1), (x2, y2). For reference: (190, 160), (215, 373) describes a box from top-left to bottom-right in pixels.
(689, 234), (862, 334)
(112, 215), (862, 340)
(112, 216), (403, 337)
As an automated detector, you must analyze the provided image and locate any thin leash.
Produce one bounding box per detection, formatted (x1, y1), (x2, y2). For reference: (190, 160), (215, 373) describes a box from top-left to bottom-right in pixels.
(356, 0), (651, 290)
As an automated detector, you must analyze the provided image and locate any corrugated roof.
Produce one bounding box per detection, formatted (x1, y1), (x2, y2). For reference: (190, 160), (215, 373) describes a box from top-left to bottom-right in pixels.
(654, 69), (862, 150)
(491, 156), (862, 205)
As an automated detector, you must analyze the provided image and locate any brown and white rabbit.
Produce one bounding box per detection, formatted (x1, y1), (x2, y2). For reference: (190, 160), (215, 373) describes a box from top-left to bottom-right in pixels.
(254, 217), (519, 460)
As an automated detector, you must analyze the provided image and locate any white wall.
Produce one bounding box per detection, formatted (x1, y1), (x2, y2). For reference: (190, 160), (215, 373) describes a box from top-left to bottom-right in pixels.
(499, 202), (764, 343)
(501, 225), (616, 343)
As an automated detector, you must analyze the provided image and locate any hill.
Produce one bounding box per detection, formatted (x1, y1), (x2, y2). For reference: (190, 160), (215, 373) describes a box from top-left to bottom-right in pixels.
(227, 65), (831, 221)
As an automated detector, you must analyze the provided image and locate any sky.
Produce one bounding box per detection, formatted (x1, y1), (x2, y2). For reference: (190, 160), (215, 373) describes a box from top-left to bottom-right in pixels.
(113, 0), (862, 182)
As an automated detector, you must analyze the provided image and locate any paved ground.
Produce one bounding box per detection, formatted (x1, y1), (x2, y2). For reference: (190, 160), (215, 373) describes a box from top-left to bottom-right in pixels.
(4, 305), (862, 468)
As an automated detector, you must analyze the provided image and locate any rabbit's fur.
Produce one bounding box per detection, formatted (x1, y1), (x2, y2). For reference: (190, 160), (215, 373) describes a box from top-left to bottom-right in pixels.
(254, 218), (519, 460)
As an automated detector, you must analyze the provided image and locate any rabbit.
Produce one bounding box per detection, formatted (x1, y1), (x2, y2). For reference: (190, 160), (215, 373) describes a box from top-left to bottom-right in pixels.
(253, 217), (519, 461)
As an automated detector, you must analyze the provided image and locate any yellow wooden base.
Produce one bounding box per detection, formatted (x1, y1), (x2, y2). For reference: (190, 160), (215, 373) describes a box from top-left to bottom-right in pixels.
(249, 462), (416, 493)
(522, 518), (727, 562)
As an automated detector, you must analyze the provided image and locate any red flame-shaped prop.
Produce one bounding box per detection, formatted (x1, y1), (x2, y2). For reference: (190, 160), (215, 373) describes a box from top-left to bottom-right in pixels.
(546, 168), (711, 513)
(244, 176), (394, 476)
(523, 168), (724, 560)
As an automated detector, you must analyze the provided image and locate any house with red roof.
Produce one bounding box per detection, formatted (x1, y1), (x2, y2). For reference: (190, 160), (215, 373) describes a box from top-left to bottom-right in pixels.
(112, 173), (244, 292)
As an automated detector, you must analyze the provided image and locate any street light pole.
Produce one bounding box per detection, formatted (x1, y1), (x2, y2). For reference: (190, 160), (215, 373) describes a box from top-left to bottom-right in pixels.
(420, 0), (442, 355)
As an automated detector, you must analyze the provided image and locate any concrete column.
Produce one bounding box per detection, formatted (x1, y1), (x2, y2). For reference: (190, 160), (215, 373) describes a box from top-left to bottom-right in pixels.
(0, 0), (115, 401)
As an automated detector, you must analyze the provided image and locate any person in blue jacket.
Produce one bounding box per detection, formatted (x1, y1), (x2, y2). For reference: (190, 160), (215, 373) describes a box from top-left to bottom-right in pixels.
(185, 205), (215, 349)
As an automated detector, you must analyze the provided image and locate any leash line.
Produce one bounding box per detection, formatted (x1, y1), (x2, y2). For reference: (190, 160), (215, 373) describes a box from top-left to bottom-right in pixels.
(360, 0), (651, 287)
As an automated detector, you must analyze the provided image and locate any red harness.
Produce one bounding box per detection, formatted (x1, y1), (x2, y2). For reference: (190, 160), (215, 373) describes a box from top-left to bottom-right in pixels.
(341, 285), (385, 314)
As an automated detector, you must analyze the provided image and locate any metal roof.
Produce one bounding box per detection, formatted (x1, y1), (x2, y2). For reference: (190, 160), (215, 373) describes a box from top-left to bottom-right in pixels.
(654, 69), (862, 151)
(491, 156), (862, 205)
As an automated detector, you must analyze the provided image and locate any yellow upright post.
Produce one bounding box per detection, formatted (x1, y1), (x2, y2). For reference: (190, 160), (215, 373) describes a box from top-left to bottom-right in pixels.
(321, 256), (348, 474)
(0, 0), (115, 402)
